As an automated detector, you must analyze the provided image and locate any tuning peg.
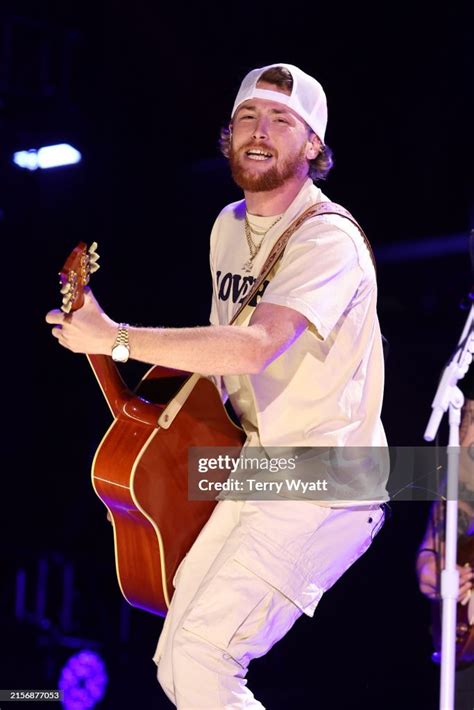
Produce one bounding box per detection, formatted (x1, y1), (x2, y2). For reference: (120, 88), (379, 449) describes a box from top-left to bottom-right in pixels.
(60, 282), (72, 295)
(89, 244), (100, 261)
(61, 300), (72, 314)
(88, 243), (100, 274)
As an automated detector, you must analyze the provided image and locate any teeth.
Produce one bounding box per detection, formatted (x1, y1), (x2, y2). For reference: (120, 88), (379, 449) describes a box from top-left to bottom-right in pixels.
(247, 149), (272, 161)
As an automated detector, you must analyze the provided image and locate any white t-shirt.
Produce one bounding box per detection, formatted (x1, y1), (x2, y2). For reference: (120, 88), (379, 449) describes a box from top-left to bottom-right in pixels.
(209, 178), (388, 505)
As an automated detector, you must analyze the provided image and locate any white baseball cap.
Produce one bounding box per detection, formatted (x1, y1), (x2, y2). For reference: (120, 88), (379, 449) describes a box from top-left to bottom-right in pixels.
(231, 63), (328, 143)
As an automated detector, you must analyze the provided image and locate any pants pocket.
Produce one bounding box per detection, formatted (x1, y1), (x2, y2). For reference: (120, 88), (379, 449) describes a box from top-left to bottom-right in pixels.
(181, 556), (270, 654)
(310, 505), (385, 591)
(181, 555), (302, 669)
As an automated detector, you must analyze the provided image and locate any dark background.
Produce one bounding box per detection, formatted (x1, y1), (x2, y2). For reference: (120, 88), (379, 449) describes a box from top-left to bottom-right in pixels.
(1, 2), (473, 708)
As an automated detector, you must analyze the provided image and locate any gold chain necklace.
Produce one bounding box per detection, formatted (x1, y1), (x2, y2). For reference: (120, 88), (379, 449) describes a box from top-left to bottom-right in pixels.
(243, 214), (283, 273)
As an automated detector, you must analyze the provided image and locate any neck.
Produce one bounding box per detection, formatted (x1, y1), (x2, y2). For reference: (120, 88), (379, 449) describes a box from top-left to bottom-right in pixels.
(244, 174), (308, 216)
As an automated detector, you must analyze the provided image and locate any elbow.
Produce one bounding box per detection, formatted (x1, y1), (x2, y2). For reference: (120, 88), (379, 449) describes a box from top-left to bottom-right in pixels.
(241, 350), (265, 375)
(248, 358), (266, 375)
(248, 344), (279, 375)
(243, 324), (289, 375)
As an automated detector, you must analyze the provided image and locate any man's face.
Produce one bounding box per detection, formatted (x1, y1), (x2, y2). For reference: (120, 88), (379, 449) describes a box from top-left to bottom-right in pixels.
(229, 81), (315, 192)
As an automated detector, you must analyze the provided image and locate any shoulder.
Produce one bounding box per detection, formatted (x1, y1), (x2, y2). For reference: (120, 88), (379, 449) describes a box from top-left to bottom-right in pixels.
(215, 199), (246, 225)
(292, 203), (375, 278)
(210, 199), (245, 248)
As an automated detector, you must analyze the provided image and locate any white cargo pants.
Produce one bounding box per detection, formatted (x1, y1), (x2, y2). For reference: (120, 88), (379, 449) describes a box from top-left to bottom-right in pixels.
(153, 499), (384, 709)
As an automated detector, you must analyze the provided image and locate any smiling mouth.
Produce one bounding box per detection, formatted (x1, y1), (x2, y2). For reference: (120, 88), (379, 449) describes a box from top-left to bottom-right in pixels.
(245, 149), (273, 161)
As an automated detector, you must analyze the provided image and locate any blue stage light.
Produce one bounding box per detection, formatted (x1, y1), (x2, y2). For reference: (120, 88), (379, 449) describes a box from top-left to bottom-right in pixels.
(13, 144), (82, 170)
(58, 650), (108, 710)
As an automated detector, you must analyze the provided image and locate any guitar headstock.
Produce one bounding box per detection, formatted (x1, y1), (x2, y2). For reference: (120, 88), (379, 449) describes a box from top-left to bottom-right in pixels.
(59, 242), (100, 314)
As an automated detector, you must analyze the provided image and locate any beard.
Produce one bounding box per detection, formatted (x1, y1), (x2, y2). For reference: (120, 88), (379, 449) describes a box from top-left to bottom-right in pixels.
(229, 142), (308, 192)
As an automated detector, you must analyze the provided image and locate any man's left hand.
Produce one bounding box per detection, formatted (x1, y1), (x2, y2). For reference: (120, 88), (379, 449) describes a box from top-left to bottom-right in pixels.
(45, 288), (118, 355)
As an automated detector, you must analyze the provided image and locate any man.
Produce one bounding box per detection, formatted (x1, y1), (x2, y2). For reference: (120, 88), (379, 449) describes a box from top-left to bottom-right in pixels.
(47, 63), (387, 708)
(417, 372), (474, 710)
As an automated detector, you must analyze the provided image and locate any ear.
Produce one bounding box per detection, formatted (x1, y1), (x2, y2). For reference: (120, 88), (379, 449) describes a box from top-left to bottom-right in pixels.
(306, 133), (322, 160)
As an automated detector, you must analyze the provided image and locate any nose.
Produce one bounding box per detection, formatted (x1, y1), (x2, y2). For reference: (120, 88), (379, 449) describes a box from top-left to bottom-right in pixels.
(252, 116), (270, 141)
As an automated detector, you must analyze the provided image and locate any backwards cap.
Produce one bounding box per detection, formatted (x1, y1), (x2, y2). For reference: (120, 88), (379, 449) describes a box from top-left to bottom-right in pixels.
(231, 63), (328, 143)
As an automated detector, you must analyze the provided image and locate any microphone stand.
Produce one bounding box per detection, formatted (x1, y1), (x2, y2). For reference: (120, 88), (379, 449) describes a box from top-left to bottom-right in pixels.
(424, 303), (474, 710)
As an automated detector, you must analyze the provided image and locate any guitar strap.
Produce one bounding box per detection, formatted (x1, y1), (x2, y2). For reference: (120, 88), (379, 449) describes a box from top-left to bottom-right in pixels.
(229, 200), (375, 326)
(158, 200), (375, 429)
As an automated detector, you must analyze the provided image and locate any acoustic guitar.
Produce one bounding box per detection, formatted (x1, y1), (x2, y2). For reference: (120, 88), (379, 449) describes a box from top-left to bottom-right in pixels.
(58, 242), (244, 617)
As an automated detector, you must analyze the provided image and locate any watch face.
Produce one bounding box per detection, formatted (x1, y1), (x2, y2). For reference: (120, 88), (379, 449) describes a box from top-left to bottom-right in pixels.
(112, 344), (129, 362)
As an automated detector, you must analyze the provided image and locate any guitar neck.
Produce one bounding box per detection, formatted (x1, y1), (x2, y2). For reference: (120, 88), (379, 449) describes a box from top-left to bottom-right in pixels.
(58, 242), (139, 420)
(86, 354), (131, 418)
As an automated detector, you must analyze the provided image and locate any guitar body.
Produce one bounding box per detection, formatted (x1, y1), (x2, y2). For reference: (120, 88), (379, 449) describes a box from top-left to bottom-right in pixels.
(91, 365), (244, 617)
(57, 243), (244, 618)
(431, 535), (474, 667)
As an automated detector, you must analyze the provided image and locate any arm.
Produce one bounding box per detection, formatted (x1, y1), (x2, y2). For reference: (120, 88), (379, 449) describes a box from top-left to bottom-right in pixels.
(416, 535), (473, 603)
(45, 289), (309, 376)
(416, 398), (474, 601)
(47, 216), (364, 374)
(459, 398), (474, 488)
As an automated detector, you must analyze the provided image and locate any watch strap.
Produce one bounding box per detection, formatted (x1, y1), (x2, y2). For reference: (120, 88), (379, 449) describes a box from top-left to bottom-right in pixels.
(111, 323), (130, 361)
(114, 323), (130, 348)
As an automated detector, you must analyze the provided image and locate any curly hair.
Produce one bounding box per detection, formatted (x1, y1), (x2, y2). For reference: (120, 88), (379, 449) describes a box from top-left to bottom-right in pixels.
(219, 66), (334, 182)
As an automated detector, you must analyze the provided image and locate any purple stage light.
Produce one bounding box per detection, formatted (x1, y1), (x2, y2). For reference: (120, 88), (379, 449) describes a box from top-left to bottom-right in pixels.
(58, 650), (108, 710)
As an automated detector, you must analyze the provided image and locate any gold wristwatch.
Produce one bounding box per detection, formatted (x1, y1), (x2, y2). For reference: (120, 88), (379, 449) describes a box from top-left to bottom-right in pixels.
(111, 323), (130, 363)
